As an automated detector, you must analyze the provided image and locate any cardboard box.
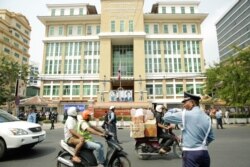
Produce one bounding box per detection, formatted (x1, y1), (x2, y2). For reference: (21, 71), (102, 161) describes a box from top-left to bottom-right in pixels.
(144, 110), (155, 121)
(131, 116), (144, 124)
(144, 119), (157, 137)
(130, 123), (145, 138)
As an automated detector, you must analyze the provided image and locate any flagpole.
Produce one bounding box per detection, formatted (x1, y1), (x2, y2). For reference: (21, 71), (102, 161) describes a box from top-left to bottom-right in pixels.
(118, 56), (122, 89)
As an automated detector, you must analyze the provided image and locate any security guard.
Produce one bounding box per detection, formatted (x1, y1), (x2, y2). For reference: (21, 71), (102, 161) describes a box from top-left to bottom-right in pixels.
(163, 92), (215, 167)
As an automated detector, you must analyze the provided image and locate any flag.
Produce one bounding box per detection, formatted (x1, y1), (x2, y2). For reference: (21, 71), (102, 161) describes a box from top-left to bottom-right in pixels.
(117, 61), (121, 80)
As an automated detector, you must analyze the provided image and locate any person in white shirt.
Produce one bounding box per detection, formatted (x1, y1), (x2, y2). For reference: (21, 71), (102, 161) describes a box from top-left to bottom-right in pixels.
(215, 108), (223, 129)
(225, 110), (230, 124)
(64, 107), (85, 163)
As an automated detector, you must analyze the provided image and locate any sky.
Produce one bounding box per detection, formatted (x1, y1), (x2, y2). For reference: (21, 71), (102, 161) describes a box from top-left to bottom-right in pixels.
(0, 0), (237, 70)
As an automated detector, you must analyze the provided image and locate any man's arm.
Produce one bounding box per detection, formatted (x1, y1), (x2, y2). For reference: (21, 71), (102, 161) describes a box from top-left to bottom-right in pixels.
(87, 127), (105, 137)
(81, 122), (105, 137)
(91, 125), (106, 133)
(162, 109), (183, 125)
(207, 129), (215, 145)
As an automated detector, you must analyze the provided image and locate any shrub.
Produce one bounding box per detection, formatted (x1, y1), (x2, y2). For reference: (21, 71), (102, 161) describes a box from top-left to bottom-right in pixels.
(43, 120), (51, 124)
(229, 113), (250, 118)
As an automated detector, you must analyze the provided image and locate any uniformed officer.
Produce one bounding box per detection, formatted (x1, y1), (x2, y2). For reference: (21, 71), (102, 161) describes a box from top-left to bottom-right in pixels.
(163, 92), (215, 167)
(107, 106), (121, 143)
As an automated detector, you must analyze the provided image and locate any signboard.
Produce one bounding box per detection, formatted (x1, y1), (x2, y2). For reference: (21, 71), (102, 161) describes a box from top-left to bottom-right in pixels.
(64, 105), (85, 112)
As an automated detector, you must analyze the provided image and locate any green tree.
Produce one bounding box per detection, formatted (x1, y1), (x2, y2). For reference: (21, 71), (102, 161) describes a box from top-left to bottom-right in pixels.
(204, 47), (250, 108)
(0, 52), (29, 108)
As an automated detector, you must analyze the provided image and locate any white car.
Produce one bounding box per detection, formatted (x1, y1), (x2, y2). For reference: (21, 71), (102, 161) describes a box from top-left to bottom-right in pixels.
(0, 109), (46, 160)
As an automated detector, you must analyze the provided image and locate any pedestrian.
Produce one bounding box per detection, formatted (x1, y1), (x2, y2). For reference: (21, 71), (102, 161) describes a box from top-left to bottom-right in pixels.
(54, 110), (58, 123)
(50, 110), (56, 130)
(18, 110), (25, 120)
(45, 110), (50, 120)
(225, 110), (230, 125)
(107, 106), (121, 143)
(174, 124), (180, 130)
(27, 105), (37, 123)
(35, 109), (40, 124)
(215, 108), (223, 129)
(163, 92), (215, 167)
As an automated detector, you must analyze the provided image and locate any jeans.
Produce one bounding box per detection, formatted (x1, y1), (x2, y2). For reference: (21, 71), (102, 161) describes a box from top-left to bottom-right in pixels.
(182, 150), (210, 167)
(83, 141), (105, 164)
(159, 133), (175, 148)
(216, 118), (223, 129)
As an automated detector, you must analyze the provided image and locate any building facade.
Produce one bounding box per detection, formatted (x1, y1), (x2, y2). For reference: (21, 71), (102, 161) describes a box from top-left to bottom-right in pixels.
(28, 61), (40, 86)
(216, 0), (250, 61)
(26, 61), (40, 98)
(0, 9), (31, 65)
(38, 0), (207, 114)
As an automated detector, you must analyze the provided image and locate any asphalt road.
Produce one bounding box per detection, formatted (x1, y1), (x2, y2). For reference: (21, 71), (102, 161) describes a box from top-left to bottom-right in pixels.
(0, 124), (250, 167)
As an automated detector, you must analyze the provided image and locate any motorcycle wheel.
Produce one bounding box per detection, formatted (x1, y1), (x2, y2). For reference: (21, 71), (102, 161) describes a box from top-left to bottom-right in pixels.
(135, 143), (152, 160)
(111, 155), (131, 167)
(57, 152), (73, 167)
(172, 141), (182, 158)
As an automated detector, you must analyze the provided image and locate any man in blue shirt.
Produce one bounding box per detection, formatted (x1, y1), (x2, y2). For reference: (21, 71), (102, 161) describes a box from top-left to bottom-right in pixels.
(163, 92), (215, 167)
(27, 105), (37, 123)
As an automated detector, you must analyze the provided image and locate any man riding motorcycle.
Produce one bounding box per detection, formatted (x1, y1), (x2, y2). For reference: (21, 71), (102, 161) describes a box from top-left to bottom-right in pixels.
(77, 110), (106, 167)
(155, 105), (175, 154)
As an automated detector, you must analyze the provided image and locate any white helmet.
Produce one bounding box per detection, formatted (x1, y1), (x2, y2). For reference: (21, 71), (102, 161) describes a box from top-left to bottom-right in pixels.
(109, 106), (115, 110)
(67, 107), (77, 116)
(156, 105), (164, 113)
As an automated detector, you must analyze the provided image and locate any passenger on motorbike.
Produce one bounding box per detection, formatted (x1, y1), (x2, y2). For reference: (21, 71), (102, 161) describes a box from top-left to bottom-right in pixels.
(155, 105), (175, 154)
(64, 107), (85, 163)
(77, 110), (106, 167)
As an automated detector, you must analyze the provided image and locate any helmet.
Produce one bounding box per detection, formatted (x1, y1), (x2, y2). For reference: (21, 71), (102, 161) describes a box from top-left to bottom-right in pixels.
(82, 110), (92, 120)
(109, 106), (115, 110)
(156, 105), (164, 113)
(67, 107), (78, 116)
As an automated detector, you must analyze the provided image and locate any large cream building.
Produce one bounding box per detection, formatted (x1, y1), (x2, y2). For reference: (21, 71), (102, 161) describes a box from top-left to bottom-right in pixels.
(0, 10), (31, 113)
(0, 9), (31, 66)
(38, 0), (207, 115)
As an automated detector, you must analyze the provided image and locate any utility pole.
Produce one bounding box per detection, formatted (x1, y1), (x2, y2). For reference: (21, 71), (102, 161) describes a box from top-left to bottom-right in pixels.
(9, 27), (26, 116)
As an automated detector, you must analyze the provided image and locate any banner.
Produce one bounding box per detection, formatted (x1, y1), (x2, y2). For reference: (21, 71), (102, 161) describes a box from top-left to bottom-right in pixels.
(109, 90), (133, 102)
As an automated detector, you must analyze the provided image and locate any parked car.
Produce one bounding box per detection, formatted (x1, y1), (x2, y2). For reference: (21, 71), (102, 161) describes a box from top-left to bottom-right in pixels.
(0, 109), (46, 160)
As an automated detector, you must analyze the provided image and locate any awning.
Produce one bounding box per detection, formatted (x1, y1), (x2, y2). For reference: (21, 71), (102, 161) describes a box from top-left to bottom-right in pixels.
(20, 96), (48, 106)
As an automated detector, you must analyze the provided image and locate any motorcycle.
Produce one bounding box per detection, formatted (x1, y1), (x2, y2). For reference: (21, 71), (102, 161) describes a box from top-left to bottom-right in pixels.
(57, 133), (131, 167)
(135, 135), (182, 160)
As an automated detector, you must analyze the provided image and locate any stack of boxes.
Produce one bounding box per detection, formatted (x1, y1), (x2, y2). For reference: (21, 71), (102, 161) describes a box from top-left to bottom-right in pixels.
(130, 109), (157, 138)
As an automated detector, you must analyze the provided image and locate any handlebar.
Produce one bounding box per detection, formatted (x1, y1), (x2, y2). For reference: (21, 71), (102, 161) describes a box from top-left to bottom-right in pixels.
(103, 131), (114, 140)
